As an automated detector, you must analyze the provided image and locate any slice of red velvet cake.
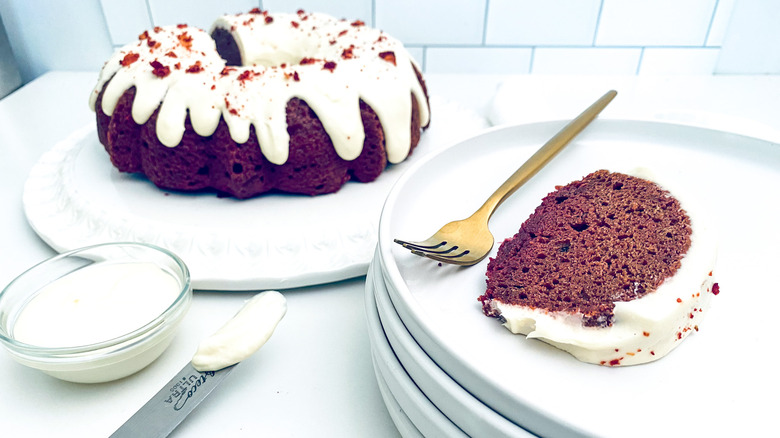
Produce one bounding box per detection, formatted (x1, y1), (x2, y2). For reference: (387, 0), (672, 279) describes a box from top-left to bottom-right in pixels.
(478, 169), (719, 366)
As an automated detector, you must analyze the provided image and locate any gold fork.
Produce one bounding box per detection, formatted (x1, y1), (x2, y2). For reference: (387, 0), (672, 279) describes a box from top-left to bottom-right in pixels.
(394, 90), (617, 266)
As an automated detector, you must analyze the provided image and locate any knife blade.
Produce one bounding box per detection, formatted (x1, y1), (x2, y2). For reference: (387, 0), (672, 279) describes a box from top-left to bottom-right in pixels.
(109, 291), (287, 437)
(110, 363), (237, 438)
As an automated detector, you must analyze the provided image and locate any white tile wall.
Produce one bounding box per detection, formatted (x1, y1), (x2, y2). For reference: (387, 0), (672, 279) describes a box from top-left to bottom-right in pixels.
(0, 0), (778, 84)
(595, 0), (717, 46)
(485, 0), (602, 46)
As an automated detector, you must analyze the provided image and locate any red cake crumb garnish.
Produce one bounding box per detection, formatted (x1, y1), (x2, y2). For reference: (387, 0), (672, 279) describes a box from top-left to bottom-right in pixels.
(176, 24), (187, 29)
(323, 61), (337, 71)
(237, 70), (254, 81)
(165, 51), (177, 58)
(174, 62), (181, 70)
(249, 7), (262, 14)
(300, 57), (316, 65)
(178, 32), (193, 50)
(341, 46), (355, 59)
(711, 283), (720, 295)
(138, 30), (150, 40)
(676, 298), (683, 303)
(643, 331), (650, 337)
(186, 61), (203, 73)
(224, 98), (239, 116)
(291, 21), (299, 28)
(264, 16), (274, 24)
(220, 67), (236, 76)
(379, 51), (397, 65)
(338, 30), (348, 37)
(351, 20), (365, 27)
(120, 52), (140, 66)
(149, 60), (171, 77)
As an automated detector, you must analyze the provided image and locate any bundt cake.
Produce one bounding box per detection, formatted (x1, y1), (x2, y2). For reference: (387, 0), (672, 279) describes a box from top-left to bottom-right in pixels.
(89, 9), (430, 198)
(478, 169), (719, 366)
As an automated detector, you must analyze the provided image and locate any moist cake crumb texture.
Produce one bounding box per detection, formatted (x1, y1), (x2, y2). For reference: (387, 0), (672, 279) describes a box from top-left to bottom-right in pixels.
(480, 170), (691, 327)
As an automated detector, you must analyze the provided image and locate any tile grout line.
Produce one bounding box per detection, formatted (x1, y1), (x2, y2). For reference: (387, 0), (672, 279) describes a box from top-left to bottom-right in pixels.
(482, 0), (491, 46)
(703, 0), (720, 46)
(592, 0), (605, 46)
(95, 0), (116, 47)
(144, 0), (155, 26)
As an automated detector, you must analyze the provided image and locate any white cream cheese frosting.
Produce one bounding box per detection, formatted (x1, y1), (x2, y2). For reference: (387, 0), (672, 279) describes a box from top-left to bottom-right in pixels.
(89, 10), (429, 166)
(484, 168), (719, 366)
(191, 290), (287, 372)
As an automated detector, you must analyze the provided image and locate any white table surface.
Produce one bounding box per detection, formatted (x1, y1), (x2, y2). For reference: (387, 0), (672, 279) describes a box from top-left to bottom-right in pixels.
(1, 71), (778, 437)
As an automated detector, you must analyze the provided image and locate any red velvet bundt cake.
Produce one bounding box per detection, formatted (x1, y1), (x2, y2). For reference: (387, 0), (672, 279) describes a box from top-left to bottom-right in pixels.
(478, 170), (719, 366)
(89, 9), (430, 198)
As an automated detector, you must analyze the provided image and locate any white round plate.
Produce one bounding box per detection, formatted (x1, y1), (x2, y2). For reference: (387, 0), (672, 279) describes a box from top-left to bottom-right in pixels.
(23, 97), (487, 290)
(365, 262), (468, 438)
(372, 342), (425, 438)
(378, 119), (780, 437)
(370, 254), (534, 437)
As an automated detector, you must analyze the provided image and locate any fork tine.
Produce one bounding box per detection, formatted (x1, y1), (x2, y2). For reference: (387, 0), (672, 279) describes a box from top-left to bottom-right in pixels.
(393, 238), (447, 250)
(417, 251), (474, 265)
(394, 239), (465, 256)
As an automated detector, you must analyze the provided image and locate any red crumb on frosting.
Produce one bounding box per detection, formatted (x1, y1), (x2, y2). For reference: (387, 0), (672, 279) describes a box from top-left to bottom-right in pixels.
(120, 52), (140, 66)
(323, 61), (337, 71)
(178, 32), (193, 50)
(186, 60), (203, 73)
(711, 283), (720, 295)
(149, 60), (170, 77)
(379, 51), (396, 65)
(237, 70), (254, 81)
(351, 20), (365, 27)
(341, 46), (355, 59)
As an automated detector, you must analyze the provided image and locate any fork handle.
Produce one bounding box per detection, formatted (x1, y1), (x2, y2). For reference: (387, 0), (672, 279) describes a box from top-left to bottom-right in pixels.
(474, 89), (617, 220)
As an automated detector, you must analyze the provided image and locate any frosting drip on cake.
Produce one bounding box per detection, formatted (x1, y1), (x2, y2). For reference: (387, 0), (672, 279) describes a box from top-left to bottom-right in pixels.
(89, 10), (430, 166)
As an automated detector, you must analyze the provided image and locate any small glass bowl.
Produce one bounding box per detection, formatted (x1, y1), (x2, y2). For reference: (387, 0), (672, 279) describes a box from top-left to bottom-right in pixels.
(0, 242), (192, 383)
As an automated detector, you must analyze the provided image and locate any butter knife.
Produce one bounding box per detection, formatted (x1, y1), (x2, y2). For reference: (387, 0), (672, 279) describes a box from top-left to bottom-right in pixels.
(110, 291), (287, 438)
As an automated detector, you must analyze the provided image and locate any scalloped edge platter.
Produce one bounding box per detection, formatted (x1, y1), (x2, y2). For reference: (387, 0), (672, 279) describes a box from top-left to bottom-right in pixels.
(23, 96), (487, 290)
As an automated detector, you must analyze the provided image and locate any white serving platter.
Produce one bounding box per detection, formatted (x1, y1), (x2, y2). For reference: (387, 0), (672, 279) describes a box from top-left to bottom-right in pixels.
(22, 97), (487, 290)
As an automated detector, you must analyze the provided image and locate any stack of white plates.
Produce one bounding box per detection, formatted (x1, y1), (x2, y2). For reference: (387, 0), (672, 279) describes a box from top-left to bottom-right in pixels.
(366, 120), (780, 437)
